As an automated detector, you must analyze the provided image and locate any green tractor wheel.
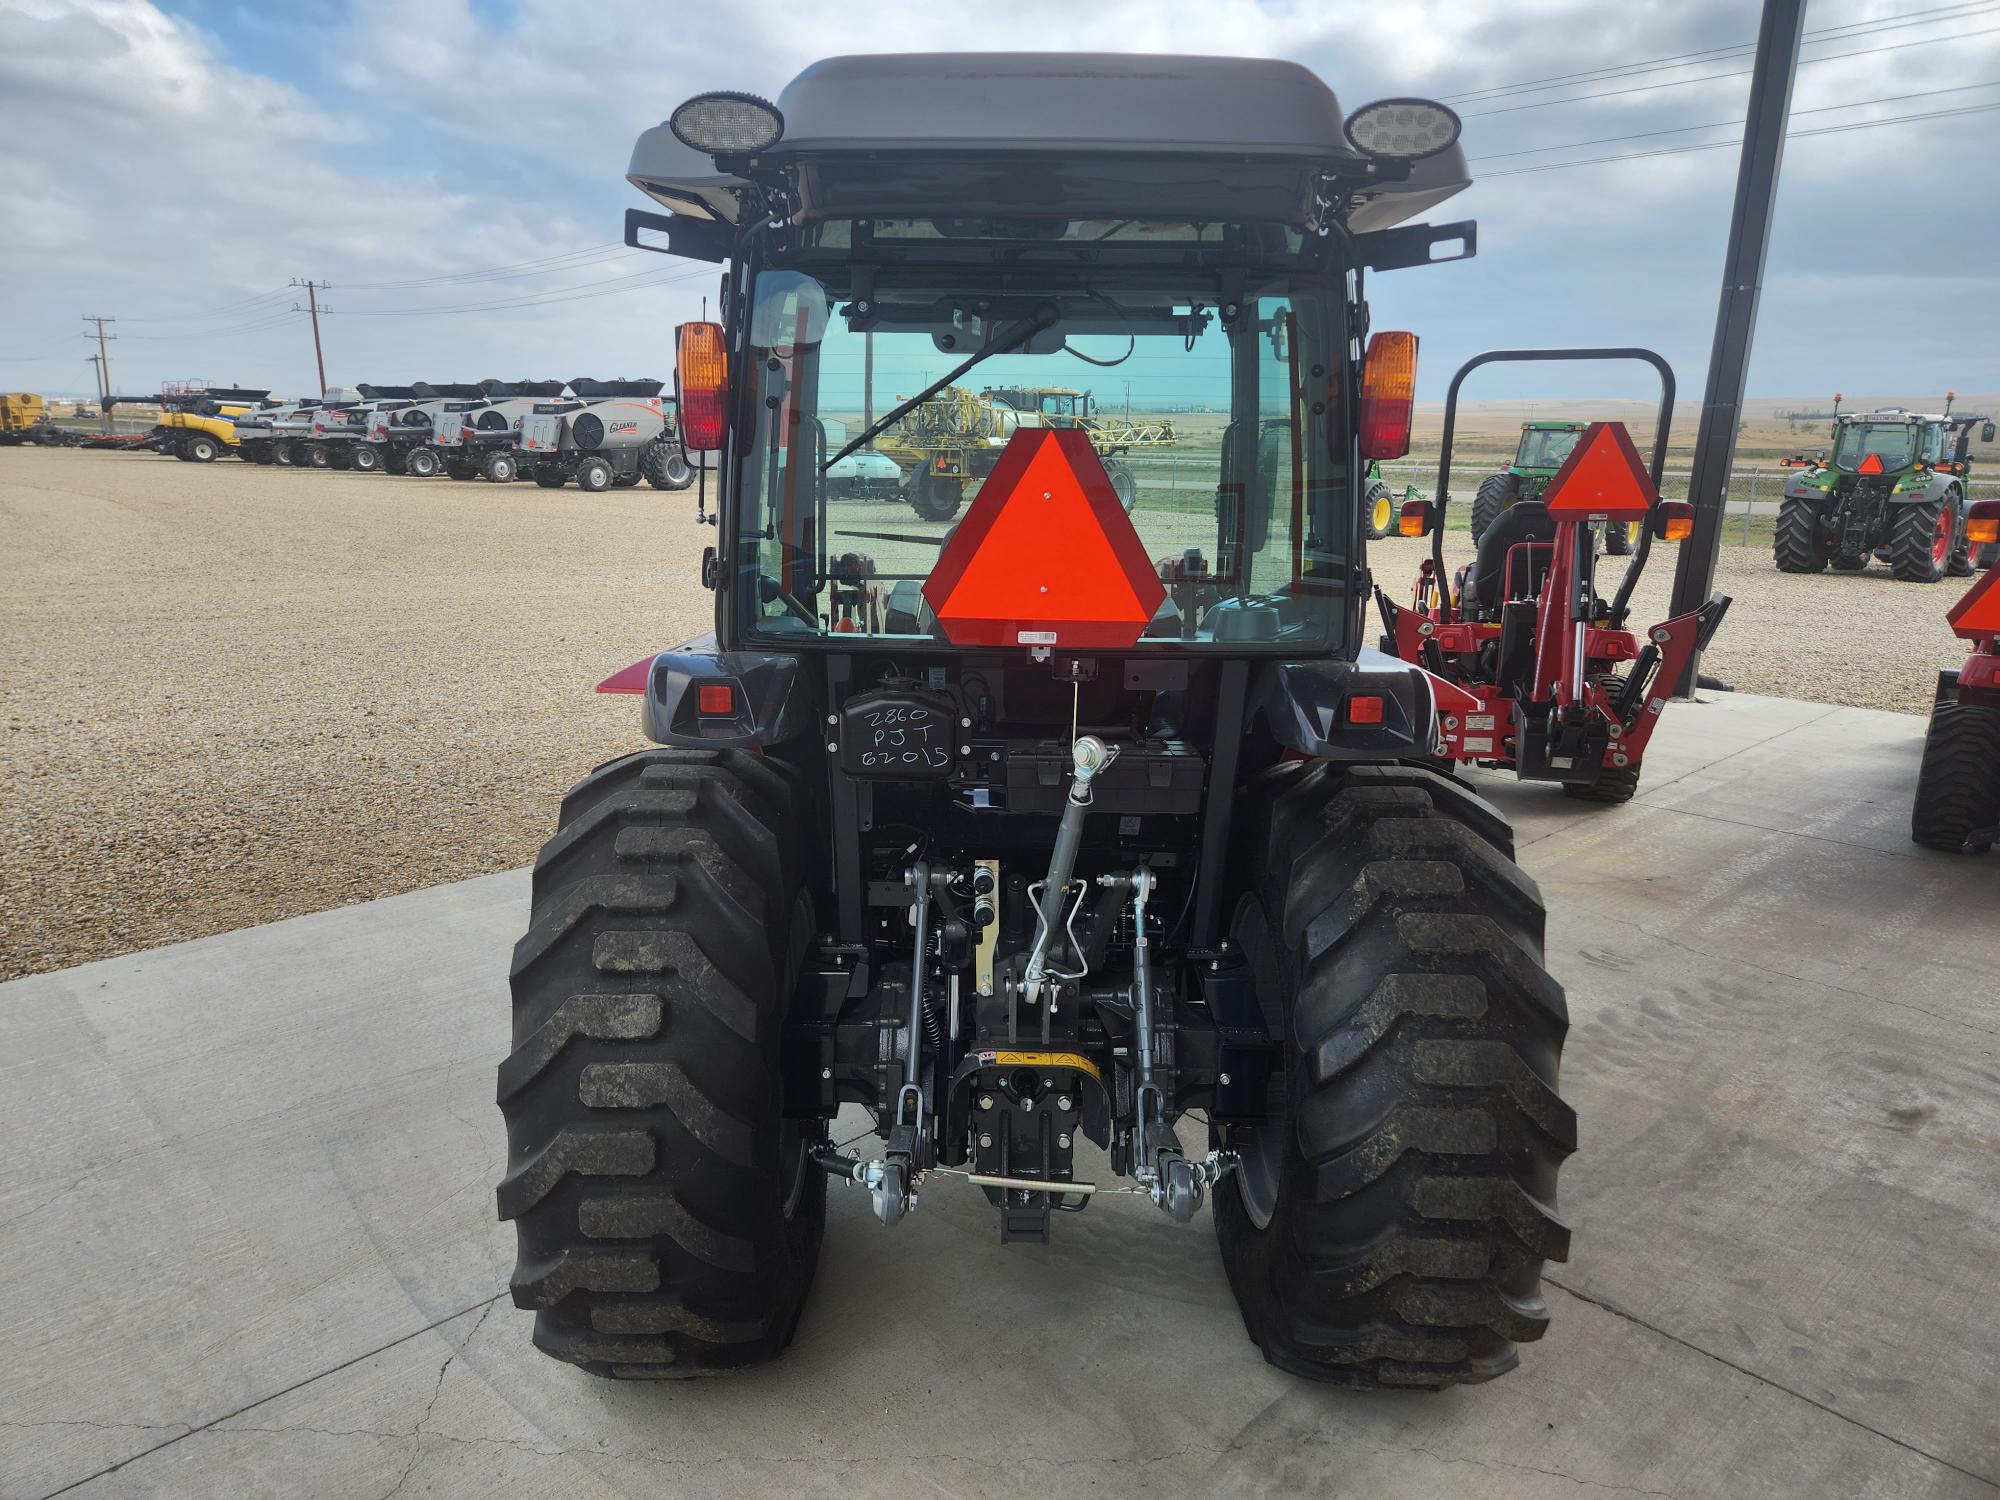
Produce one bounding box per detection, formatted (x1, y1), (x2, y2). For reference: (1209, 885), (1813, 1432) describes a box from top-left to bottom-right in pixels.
(1364, 479), (1394, 540)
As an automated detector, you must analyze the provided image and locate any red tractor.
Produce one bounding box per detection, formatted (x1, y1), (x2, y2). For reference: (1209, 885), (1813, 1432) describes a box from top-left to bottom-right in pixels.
(1377, 349), (1731, 803)
(1912, 498), (2000, 853)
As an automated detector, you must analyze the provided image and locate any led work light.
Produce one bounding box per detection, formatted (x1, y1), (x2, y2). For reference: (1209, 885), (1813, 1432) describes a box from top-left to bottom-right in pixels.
(669, 92), (785, 154)
(1343, 98), (1462, 160)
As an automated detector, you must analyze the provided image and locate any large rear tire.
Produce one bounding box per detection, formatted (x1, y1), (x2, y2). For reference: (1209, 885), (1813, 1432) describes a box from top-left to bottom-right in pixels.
(483, 449), (518, 483)
(1773, 496), (1828, 573)
(908, 470), (963, 522)
(499, 749), (826, 1377)
(1911, 701), (2000, 853)
(1603, 519), (1640, 556)
(1213, 763), (1572, 1388)
(1889, 496), (1948, 583)
(1469, 472), (1518, 544)
(185, 433), (219, 463)
(406, 445), (441, 478)
(350, 443), (382, 473)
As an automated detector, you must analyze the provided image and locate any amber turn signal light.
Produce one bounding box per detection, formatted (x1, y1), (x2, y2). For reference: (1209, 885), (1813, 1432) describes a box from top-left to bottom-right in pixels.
(1358, 332), (1417, 461)
(675, 321), (729, 452)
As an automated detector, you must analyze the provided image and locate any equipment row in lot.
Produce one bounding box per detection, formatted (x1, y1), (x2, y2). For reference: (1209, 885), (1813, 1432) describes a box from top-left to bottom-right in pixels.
(141, 379), (697, 492)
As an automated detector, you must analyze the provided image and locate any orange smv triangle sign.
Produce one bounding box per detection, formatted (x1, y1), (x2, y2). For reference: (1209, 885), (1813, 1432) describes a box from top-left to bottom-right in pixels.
(1542, 421), (1658, 522)
(924, 428), (1165, 648)
(1945, 562), (2000, 639)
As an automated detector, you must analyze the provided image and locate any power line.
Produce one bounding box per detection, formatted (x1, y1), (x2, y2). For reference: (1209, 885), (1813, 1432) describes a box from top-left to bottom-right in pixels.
(339, 241), (637, 289)
(1441, 1), (1996, 103)
(326, 263), (713, 317)
(1468, 80), (2000, 160)
(1478, 99), (2000, 177)
(119, 287), (295, 324)
(1462, 23), (2000, 117)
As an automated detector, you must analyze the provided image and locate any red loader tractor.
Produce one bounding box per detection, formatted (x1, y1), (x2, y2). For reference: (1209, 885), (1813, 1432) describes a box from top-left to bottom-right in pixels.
(1912, 498), (2000, 853)
(1376, 348), (1731, 804)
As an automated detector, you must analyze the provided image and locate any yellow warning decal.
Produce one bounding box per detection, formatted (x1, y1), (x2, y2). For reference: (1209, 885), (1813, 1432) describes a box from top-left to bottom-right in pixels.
(976, 1049), (1102, 1083)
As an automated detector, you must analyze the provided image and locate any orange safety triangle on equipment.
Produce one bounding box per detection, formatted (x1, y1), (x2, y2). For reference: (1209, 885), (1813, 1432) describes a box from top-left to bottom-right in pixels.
(1541, 421), (1659, 522)
(1856, 452), (1885, 475)
(1945, 561), (2000, 639)
(923, 428), (1166, 648)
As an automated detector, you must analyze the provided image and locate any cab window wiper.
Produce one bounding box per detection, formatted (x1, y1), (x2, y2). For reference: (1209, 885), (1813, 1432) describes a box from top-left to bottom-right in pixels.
(822, 303), (1059, 472)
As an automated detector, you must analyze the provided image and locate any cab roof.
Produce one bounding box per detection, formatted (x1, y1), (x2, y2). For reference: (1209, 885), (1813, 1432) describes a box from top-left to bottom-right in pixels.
(630, 52), (1471, 235)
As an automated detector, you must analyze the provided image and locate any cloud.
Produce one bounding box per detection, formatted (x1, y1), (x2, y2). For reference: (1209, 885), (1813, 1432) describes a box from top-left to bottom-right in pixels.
(0, 0), (1995, 397)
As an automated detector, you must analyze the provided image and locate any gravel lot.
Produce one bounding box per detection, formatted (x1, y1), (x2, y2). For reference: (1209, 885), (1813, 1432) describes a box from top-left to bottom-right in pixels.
(1, 446), (1973, 978)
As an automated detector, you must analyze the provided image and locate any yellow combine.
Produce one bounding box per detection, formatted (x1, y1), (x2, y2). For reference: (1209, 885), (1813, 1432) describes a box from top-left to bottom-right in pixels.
(153, 388), (271, 463)
(874, 384), (1175, 520)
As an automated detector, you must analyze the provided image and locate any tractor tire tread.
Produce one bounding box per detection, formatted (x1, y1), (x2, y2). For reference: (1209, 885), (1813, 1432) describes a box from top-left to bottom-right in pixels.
(1469, 473), (1517, 545)
(1888, 497), (1946, 583)
(1910, 701), (2000, 853)
(500, 747), (823, 1378)
(1214, 763), (1571, 1390)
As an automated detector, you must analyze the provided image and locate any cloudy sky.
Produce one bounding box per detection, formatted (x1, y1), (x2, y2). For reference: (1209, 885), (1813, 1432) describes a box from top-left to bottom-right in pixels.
(1, 0), (1995, 401)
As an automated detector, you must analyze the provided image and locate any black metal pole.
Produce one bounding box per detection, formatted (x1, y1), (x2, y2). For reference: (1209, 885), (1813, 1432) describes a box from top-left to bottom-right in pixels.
(1669, 0), (1805, 692)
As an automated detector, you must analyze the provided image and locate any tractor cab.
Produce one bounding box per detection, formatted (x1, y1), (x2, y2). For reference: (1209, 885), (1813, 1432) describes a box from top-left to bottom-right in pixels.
(1514, 421), (1586, 478)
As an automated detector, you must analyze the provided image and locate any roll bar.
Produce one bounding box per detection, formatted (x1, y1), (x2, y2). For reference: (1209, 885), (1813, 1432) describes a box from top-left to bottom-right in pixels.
(1430, 348), (1676, 627)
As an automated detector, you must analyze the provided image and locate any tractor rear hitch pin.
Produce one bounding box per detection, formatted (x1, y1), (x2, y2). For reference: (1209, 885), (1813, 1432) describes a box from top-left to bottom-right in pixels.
(814, 1150), (916, 1227)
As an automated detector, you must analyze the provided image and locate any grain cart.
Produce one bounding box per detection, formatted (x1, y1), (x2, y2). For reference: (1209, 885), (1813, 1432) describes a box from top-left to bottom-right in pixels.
(309, 384), (418, 471)
(0, 392), (62, 445)
(365, 382), (485, 476)
(1912, 500), (2000, 853)
(872, 381), (1176, 519)
(432, 379), (567, 480)
(1775, 395), (1993, 581)
(1471, 419), (1642, 555)
(496, 57), (1576, 1391)
(1379, 352), (1730, 804)
(518, 378), (695, 491)
(157, 388), (270, 461)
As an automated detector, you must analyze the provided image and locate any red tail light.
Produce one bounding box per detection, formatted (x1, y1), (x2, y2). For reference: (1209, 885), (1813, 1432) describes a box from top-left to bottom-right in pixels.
(1359, 331), (1416, 461)
(676, 321), (729, 451)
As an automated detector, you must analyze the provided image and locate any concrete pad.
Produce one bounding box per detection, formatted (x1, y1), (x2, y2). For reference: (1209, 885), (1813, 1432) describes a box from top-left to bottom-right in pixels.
(3, 693), (1996, 1498)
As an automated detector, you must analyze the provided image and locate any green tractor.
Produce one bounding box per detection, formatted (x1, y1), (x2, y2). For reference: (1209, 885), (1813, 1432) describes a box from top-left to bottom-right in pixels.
(1361, 458), (1421, 540)
(1774, 396), (1995, 582)
(1471, 420), (1641, 555)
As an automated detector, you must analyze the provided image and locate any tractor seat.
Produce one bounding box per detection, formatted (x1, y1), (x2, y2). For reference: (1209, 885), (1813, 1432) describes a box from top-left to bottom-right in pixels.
(1467, 499), (1556, 612)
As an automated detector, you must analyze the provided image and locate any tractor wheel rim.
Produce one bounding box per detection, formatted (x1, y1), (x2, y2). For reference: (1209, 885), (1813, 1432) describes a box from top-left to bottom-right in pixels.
(1372, 495), (1391, 531)
(1933, 505), (1951, 567)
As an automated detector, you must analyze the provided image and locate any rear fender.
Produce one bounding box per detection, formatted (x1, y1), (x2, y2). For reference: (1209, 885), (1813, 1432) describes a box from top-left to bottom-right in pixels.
(597, 636), (810, 748)
(1884, 474), (1955, 506)
(1252, 650), (1482, 761)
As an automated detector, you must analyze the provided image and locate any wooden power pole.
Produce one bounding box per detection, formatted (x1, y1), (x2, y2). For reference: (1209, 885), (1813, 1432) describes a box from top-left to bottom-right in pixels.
(291, 279), (329, 394)
(81, 315), (115, 434)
